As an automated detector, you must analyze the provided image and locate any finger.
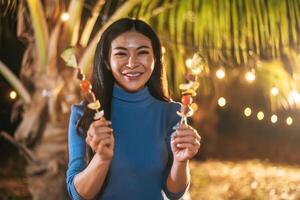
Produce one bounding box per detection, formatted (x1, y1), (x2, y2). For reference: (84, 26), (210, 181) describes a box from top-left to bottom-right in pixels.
(176, 142), (200, 155)
(175, 143), (194, 149)
(96, 137), (114, 153)
(171, 138), (180, 151)
(91, 119), (112, 129)
(173, 136), (197, 144)
(88, 128), (113, 139)
(175, 129), (201, 141)
(95, 127), (113, 135)
(91, 136), (110, 149)
(90, 138), (100, 151)
(175, 129), (198, 138)
(86, 136), (98, 151)
(94, 132), (111, 141)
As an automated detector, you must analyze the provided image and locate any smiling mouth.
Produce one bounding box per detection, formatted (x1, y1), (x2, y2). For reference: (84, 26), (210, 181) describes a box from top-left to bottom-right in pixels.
(122, 72), (144, 80)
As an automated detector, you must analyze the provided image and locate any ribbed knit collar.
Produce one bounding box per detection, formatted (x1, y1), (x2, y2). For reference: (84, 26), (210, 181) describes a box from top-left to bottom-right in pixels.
(112, 85), (153, 103)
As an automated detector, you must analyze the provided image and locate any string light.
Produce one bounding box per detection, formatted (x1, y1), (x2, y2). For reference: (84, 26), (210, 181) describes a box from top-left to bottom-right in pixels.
(218, 97), (226, 107)
(270, 114), (278, 123)
(61, 12), (70, 21)
(286, 117), (293, 125)
(271, 87), (279, 96)
(257, 111), (264, 120)
(10, 91), (17, 100)
(245, 69), (256, 83)
(244, 107), (252, 117)
(216, 67), (226, 79)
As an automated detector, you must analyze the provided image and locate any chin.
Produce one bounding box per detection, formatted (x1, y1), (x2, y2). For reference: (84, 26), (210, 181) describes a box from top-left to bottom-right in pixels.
(121, 84), (144, 93)
(124, 87), (143, 93)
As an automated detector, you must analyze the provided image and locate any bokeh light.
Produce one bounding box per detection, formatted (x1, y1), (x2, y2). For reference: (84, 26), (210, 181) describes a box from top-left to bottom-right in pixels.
(245, 70), (256, 82)
(271, 87), (279, 96)
(216, 68), (226, 79)
(244, 107), (252, 117)
(257, 111), (264, 120)
(60, 12), (70, 21)
(9, 91), (17, 100)
(218, 97), (226, 107)
(271, 114), (278, 123)
(286, 117), (293, 125)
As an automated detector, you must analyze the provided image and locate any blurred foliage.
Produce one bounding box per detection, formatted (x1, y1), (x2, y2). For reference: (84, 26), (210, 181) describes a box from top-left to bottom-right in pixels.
(131, 0), (300, 111)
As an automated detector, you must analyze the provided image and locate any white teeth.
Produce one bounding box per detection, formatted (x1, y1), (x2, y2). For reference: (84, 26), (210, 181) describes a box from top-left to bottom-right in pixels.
(124, 73), (141, 77)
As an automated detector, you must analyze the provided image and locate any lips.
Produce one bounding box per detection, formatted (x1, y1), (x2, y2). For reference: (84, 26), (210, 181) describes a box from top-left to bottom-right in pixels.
(121, 71), (144, 80)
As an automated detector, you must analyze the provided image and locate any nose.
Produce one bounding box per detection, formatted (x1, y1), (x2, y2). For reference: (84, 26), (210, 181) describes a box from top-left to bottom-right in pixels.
(127, 56), (138, 69)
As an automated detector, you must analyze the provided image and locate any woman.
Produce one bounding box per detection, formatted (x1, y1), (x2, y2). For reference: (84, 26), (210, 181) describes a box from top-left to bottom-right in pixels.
(66, 18), (201, 200)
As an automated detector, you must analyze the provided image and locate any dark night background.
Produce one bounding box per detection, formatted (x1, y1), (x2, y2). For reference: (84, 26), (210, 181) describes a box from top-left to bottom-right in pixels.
(0, 8), (25, 173)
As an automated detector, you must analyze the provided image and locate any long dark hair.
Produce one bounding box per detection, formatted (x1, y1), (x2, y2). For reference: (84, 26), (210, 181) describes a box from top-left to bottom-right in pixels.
(76, 18), (170, 149)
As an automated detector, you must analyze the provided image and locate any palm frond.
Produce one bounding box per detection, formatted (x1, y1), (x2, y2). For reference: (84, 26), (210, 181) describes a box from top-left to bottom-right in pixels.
(0, 0), (17, 17)
(26, 0), (49, 73)
(79, 0), (105, 47)
(67, 0), (84, 46)
(0, 60), (31, 104)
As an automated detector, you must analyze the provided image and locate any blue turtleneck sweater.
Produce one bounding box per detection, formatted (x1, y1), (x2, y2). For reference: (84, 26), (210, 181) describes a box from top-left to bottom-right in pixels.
(66, 86), (186, 200)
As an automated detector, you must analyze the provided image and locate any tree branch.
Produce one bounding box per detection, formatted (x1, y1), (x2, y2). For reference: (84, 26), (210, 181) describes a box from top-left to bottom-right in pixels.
(0, 131), (37, 163)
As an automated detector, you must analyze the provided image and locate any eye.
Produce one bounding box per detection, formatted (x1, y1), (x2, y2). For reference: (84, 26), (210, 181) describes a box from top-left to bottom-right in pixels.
(138, 50), (149, 55)
(114, 52), (127, 56)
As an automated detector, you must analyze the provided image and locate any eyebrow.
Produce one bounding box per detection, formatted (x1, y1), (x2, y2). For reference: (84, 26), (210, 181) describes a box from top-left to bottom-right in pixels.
(113, 45), (150, 50)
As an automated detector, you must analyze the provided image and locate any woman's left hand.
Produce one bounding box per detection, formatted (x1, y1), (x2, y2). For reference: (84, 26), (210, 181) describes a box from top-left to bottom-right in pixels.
(171, 123), (201, 163)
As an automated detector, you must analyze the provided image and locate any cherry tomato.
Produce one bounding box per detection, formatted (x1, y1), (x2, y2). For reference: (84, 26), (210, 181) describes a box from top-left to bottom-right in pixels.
(181, 94), (193, 105)
(80, 79), (91, 92)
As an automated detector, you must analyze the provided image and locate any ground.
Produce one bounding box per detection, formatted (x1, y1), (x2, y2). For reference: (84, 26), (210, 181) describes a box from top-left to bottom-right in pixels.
(189, 159), (300, 200)
(1, 157), (300, 199)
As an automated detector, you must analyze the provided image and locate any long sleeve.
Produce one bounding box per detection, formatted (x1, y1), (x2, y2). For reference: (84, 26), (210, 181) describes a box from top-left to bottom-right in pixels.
(162, 102), (189, 200)
(66, 105), (86, 200)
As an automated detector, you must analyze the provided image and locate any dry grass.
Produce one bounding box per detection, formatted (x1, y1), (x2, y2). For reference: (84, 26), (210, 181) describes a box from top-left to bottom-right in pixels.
(189, 160), (300, 200)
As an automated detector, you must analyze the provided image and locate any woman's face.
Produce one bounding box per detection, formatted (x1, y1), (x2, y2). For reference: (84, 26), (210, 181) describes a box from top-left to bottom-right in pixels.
(109, 31), (155, 92)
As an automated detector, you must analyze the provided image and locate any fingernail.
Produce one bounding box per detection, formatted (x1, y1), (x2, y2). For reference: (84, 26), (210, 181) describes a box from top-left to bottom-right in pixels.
(107, 121), (112, 125)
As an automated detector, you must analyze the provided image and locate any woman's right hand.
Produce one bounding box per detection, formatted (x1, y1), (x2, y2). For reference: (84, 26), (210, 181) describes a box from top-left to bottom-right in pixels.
(86, 118), (114, 162)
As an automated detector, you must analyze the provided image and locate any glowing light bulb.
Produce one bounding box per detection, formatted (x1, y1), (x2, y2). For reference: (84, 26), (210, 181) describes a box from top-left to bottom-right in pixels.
(271, 114), (278, 123)
(271, 87), (279, 96)
(218, 97), (226, 107)
(61, 12), (70, 21)
(185, 58), (193, 68)
(216, 67), (225, 79)
(257, 111), (264, 120)
(10, 91), (17, 100)
(286, 117), (293, 125)
(244, 107), (252, 117)
(245, 70), (256, 82)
